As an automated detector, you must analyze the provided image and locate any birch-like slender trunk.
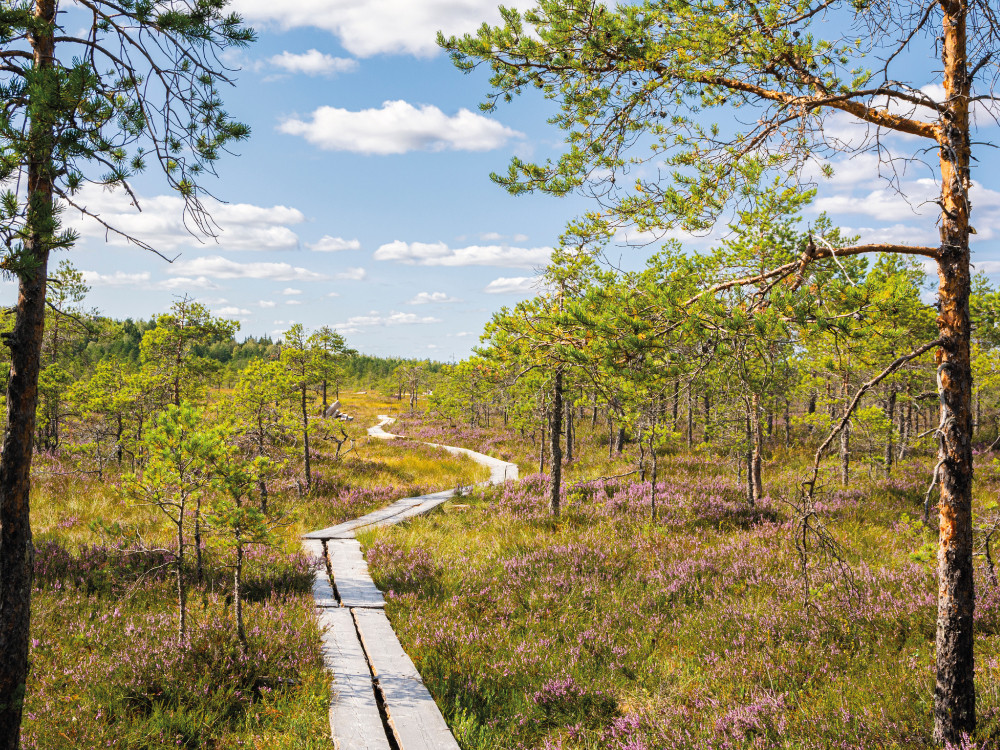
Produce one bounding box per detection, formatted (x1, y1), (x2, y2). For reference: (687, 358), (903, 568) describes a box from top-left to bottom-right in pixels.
(751, 395), (763, 502)
(744, 411), (755, 508)
(175, 514), (188, 642)
(899, 401), (911, 461)
(539, 420), (546, 473)
(703, 394), (711, 443)
(686, 389), (694, 449)
(649, 430), (658, 520)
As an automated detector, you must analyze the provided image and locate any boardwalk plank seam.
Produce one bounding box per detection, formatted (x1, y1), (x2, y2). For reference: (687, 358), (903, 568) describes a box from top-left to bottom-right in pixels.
(305, 416), (517, 749)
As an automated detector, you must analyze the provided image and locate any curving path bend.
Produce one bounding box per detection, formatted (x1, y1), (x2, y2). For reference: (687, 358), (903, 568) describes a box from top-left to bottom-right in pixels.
(302, 416), (518, 750)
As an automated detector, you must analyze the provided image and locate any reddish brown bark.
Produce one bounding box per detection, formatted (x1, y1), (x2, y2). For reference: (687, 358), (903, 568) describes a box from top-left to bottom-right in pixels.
(934, 0), (976, 742)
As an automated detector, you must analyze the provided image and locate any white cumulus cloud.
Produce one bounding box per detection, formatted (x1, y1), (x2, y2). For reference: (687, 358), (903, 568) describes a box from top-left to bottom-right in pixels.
(334, 310), (442, 334)
(408, 291), (460, 304)
(309, 235), (361, 252)
(268, 49), (358, 76)
(375, 240), (551, 268)
(279, 100), (522, 155)
(168, 256), (328, 282)
(83, 271), (152, 287)
(334, 267), (367, 280)
(66, 185), (305, 253)
(83, 270), (222, 291)
(484, 276), (539, 295)
(282, 288), (303, 295)
(230, 0), (536, 58)
(217, 306), (252, 317)
(156, 276), (221, 291)
(259, 300), (277, 308)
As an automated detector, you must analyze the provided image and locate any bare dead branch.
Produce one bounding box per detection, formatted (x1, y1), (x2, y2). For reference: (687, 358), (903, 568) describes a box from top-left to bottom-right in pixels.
(802, 337), (943, 499)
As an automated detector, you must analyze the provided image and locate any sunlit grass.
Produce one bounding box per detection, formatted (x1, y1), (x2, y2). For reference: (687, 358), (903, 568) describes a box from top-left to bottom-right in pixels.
(362, 419), (1000, 749)
(23, 394), (490, 749)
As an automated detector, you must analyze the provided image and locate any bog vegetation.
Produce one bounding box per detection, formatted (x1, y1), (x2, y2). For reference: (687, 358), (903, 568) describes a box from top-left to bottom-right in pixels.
(4, 0), (1000, 748)
(12, 235), (1000, 749)
(10, 281), (488, 748)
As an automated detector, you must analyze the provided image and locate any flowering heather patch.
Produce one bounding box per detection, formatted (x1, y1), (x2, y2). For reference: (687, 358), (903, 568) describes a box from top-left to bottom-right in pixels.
(22, 589), (327, 749)
(531, 676), (617, 728)
(366, 538), (440, 594)
(32, 539), (314, 600)
(393, 414), (512, 456)
(367, 451), (1000, 749)
(24, 537), (325, 748)
(33, 539), (175, 595)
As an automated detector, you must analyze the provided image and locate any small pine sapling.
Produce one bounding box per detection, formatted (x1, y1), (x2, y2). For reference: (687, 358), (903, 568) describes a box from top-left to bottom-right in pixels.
(208, 450), (286, 651)
(123, 403), (220, 642)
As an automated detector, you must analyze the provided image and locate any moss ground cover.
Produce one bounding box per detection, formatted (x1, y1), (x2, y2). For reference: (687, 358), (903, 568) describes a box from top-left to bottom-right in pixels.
(365, 422), (1000, 749)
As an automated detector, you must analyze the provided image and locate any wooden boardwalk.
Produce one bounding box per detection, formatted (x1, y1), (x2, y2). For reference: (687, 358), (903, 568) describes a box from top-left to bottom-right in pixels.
(304, 417), (518, 749)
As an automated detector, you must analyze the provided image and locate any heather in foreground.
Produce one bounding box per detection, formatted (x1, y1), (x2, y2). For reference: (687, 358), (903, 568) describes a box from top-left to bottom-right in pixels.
(366, 455), (1000, 749)
(19, 395), (486, 749)
(21, 541), (327, 750)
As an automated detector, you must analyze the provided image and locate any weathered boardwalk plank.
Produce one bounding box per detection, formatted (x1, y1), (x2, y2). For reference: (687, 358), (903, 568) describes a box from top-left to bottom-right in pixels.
(305, 492), (452, 540)
(328, 539), (386, 609)
(353, 609), (460, 750)
(303, 539), (339, 609)
(307, 415), (518, 749)
(317, 607), (391, 750)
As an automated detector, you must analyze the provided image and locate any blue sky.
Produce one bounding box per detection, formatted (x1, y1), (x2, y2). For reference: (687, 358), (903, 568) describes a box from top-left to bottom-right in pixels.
(36, 1), (1000, 360)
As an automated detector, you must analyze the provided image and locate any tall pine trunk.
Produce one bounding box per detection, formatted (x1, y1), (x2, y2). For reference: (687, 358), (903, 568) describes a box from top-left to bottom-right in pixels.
(549, 370), (562, 518)
(703, 394), (711, 443)
(885, 390), (897, 477)
(751, 395), (763, 502)
(0, 3), (55, 744)
(840, 375), (850, 487)
(934, 2), (976, 739)
(564, 398), (573, 463)
(301, 384), (311, 492)
(686, 389), (694, 449)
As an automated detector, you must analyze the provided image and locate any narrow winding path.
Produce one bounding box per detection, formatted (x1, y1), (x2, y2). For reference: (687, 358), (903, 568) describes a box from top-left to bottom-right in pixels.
(302, 416), (518, 750)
